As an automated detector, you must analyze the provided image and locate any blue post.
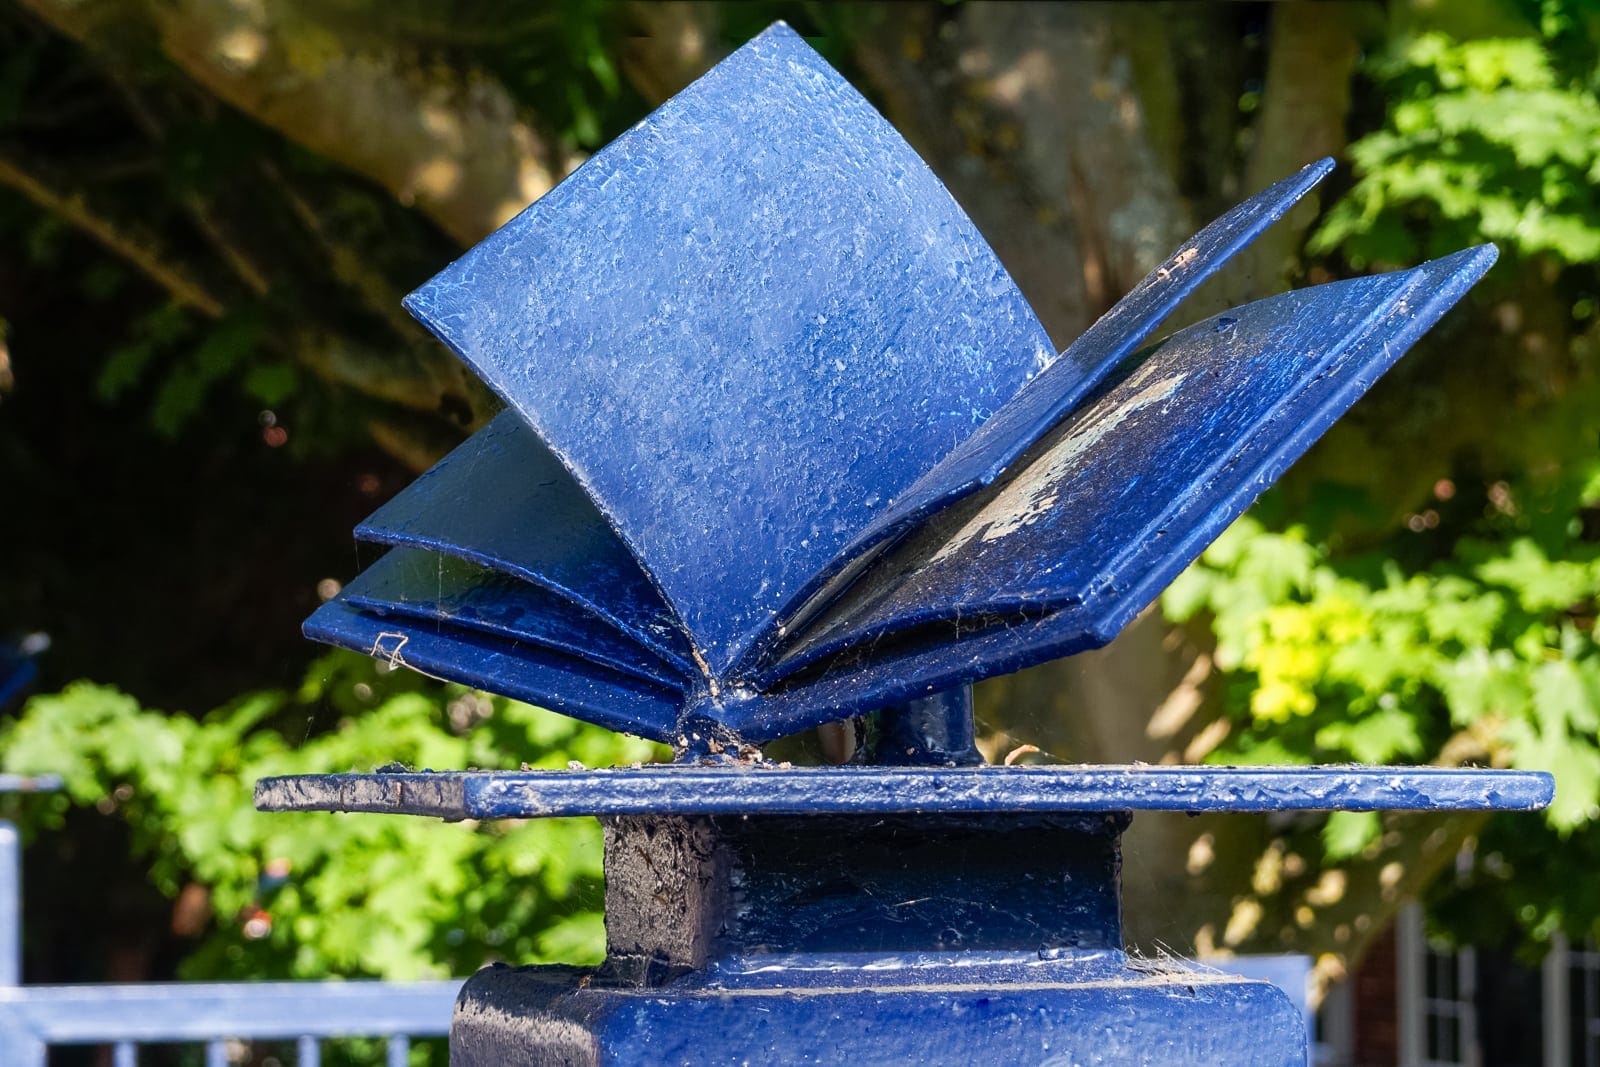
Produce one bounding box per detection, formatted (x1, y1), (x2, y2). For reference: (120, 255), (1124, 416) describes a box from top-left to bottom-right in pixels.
(257, 21), (1550, 1065)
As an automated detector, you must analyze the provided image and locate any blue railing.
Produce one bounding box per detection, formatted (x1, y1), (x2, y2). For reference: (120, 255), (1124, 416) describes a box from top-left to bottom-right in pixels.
(0, 798), (461, 1065)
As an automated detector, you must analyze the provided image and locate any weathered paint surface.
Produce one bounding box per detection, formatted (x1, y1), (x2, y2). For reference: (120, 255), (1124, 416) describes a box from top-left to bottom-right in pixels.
(768, 251), (1484, 684)
(341, 547), (685, 688)
(827, 158), (1337, 590)
(403, 23), (1052, 679)
(270, 21), (1552, 1066)
(303, 599), (684, 740)
(316, 234), (1497, 742)
(353, 410), (692, 672)
(741, 248), (1497, 738)
(254, 764), (1554, 821)
(305, 23), (1501, 747)
(451, 958), (1307, 1066)
(447, 811), (1305, 1066)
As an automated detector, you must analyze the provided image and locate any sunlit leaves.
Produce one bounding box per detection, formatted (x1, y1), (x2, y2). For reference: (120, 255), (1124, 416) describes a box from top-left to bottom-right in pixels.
(1312, 31), (1600, 265)
(1475, 536), (1599, 612)
(1165, 501), (1600, 830)
(1322, 810), (1382, 860)
(1315, 711), (1425, 766)
(0, 652), (663, 981)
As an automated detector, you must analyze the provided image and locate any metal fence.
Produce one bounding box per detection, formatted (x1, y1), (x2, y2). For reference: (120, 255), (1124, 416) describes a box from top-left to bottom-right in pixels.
(0, 812), (461, 1065)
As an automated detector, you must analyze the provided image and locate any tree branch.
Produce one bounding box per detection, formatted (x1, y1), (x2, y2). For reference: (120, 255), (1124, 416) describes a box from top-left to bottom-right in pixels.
(0, 151), (225, 317)
(101, 67), (273, 297)
(1219, 2), (1366, 305)
(20, 0), (566, 246)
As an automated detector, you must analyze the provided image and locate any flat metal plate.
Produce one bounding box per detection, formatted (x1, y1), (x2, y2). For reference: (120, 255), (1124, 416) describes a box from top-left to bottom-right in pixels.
(255, 765), (1553, 820)
(403, 24), (1053, 678)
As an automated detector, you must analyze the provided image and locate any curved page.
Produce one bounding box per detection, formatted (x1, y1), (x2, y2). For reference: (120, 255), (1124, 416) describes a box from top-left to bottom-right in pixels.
(342, 548), (690, 689)
(733, 248), (1495, 737)
(772, 160), (1337, 654)
(305, 600), (686, 742)
(356, 411), (693, 675)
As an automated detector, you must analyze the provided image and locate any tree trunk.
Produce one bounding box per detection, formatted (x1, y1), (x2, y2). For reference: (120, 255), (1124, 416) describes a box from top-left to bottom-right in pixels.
(19, 0), (565, 246)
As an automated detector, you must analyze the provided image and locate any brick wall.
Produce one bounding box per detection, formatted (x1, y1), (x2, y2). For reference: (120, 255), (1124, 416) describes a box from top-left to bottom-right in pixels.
(1351, 923), (1399, 1067)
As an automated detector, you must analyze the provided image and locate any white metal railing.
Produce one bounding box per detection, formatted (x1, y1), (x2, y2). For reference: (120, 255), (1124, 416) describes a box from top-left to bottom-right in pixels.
(0, 809), (461, 1065)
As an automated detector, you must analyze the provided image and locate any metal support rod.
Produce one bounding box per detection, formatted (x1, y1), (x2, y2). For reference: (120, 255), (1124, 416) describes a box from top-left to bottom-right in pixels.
(875, 685), (983, 766)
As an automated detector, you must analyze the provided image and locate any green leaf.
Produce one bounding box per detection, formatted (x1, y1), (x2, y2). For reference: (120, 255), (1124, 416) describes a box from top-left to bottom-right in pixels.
(1545, 743), (1600, 830)
(1478, 538), (1599, 611)
(150, 312), (263, 437)
(1323, 810), (1382, 859)
(242, 362), (300, 406)
(0, 654), (666, 984)
(1315, 710), (1425, 764)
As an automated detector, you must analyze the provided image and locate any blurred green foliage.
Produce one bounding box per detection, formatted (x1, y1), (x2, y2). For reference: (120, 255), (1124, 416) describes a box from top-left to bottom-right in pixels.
(1166, 0), (1600, 944)
(1314, 32), (1600, 265)
(1, 651), (662, 979)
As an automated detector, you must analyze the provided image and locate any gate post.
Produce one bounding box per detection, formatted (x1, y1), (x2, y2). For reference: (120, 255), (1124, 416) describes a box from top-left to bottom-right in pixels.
(257, 21), (1550, 1065)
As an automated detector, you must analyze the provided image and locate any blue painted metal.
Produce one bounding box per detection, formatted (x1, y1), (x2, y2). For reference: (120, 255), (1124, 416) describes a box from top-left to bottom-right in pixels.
(305, 598), (684, 740)
(0, 639), (42, 712)
(0, 779), (60, 992)
(324, 24), (1388, 748)
(312, 29), (1492, 745)
(340, 546), (685, 688)
(455, 953), (1303, 1066)
(446, 811), (1307, 1064)
(271, 20), (1554, 1066)
(354, 409), (694, 674)
(0, 823), (19, 990)
(457, 959), (1305, 1067)
(404, 23), (1053, 685)
(256, 764), (1553, 820)
(1222, 955), (1313, 1035)
(755, 248), (1497, 693)
(0, 777), (61, 794)
(826, 158), (1338, 595)
(876, 686), (984, 766)
(0, 981), (457, 1063)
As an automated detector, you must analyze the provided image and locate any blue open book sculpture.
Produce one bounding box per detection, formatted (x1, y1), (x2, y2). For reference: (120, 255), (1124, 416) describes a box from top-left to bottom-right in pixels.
(307, 24), (1495, 747)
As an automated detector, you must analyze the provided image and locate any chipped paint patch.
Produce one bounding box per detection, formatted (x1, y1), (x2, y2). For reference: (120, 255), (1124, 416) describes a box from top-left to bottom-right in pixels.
(928, 366), (1186, 566)
(1155, 245), (1199, 281)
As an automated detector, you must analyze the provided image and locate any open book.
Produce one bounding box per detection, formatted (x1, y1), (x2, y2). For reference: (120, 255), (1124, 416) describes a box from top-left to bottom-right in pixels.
(306, 24), (1495, 745)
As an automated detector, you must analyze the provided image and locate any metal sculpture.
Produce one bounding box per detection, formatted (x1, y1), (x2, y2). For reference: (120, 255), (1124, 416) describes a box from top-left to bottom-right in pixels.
(259, 24), (1552, 1065)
